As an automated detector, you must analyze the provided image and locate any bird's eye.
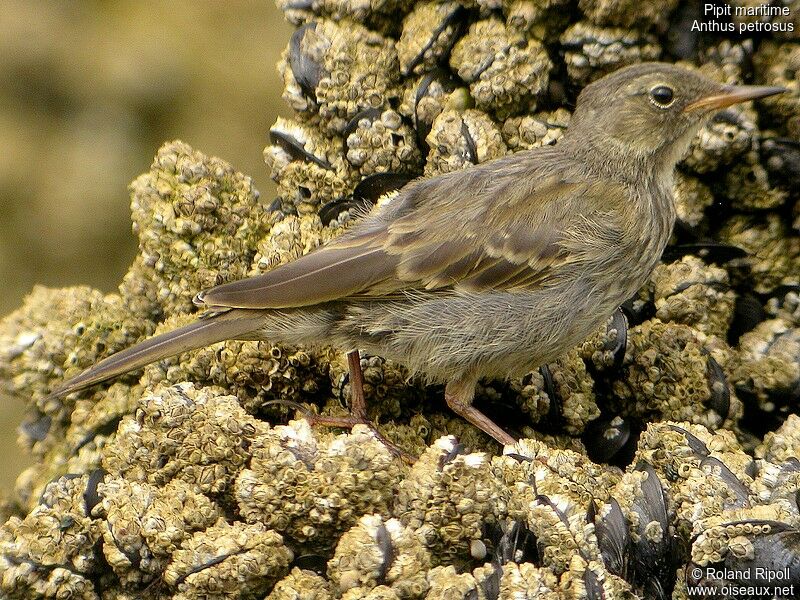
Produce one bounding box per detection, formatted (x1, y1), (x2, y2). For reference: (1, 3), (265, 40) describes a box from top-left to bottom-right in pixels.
(649, 85), (674, 108)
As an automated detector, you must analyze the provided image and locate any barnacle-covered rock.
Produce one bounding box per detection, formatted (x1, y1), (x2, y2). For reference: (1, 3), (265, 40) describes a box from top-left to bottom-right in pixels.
(344, 108), (423, 175)
(754, 41), (800, 139)
(275, 0), (415, 34)
(265, 118), (355, 215)
(0, 474), (102, 599)
(673, 172), (714, 232)
(723, 148), (789, 211)
(0, 286), (152, 455)
(279, 20), (401, 133)
(235, 422), (402, 549)
(717, 213), (800, 293)
(449, 18), (551, 119)
(398, 70), (466, 152)
(578, 0), (680, 29)
(424, 108), (507, 175)
(95, 477), (220, 585)
(249, 213), (335, 276)
(397, 2), (466, 76)
(102, 383), (263, 498)
(508, 349), (600, 435)
(611, 320), (740, 429)
(503, 0), (573, 42)
(758, 414), (800, 466)
(127, 140), (268, 314)
(501, 109), (570, 151)
(163, 518), (293, 600)
(267, 567), (334, 600)
(395, 437), (502, 566)
(733, 318), (800, 431)
(650, 255), (736, 338)
(327, 514), (430, 598)
(681, 107), (757, 174)
(560, 22), (661, 85)
(138, 312), (333, 414)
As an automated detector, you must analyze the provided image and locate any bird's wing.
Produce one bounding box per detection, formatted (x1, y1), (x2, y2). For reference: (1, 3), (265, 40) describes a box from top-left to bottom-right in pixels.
(198, 148), (627, 310)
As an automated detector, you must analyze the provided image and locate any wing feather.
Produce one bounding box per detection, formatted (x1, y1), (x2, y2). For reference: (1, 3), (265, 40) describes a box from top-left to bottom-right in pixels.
(195, 147), (628, 311)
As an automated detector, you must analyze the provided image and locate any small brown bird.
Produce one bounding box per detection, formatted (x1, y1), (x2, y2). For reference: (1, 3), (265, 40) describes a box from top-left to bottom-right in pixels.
(47, 63), (783, 447)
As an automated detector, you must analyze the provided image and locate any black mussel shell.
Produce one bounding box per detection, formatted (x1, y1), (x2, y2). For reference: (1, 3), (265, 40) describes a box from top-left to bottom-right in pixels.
(699, 456), (751, 508)
(414, 68), (459, 148)
(661, 242), (747, 264)
(461, 120), (478, 164)
(487, 520), (540, 566)
(536, 364), (567, 432)
(728, 292), (767, 345)
(353, 172), (412, 203)
(594, 498), (629, 578)
(762, 137), (800, 189)
(318, 196), (373, 226)
(438, 440), (467, 469)
(375, 521), (395, 585)
(630, 462), (675, 600)
(269, 130), (331, 169)
(402, 4), (467, 76)
(84, 468), (107, 514)
(666, 424), (710, 457)
(705, 354), (731, 422)
(583, 414), (637, 466)
(289, 22), (325, 99)
(343, 107), (384, 144)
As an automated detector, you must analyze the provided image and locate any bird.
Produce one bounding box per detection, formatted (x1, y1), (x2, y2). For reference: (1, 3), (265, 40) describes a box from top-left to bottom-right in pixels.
(44, 63), (784, 447)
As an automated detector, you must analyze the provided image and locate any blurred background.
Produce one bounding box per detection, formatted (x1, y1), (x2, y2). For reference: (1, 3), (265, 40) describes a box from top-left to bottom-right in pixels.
(0, 1), (293, 488)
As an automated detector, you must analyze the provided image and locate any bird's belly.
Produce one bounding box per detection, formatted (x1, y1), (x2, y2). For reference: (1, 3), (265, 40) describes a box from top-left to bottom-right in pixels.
(338, 285), (618, 382)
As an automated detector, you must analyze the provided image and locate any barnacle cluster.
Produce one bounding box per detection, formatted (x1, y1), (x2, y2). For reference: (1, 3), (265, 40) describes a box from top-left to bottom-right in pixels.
(1, 0), (799, 598)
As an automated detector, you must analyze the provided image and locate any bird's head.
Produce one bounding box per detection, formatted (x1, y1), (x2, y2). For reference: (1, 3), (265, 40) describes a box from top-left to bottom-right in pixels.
(566, 62), (785, 168)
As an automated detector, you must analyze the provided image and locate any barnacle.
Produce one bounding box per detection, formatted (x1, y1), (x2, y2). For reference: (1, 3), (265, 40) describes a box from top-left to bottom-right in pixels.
(279, 19), (401, 133)
(327, 514), (431, 597)
(449, 18), (551, 119)
(754, 41), (800, 139)
(673, 172), (714, 233)
(127, 140), (268, 315)
(578, 0), (681, 29)
(234, 422), (402, 549)
(397, 1), (466, 76)
(650, 256), (736, 338)
(503, 0), (572, 41)
(611, 320), (741, 429)
(424, 108), (507, 175)
(682, 107), (757, 174)
(560, 22), (661, 85)
(344, 108), (423, 175)
(717, 213), (800, 294)
(102, 383), (264, 498)
(501, 109), (570, 151)
(162, 519), (293, 599)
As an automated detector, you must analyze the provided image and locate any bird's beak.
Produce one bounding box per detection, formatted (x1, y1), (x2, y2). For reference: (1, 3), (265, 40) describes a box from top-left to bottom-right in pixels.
(684, 84), (786, 112)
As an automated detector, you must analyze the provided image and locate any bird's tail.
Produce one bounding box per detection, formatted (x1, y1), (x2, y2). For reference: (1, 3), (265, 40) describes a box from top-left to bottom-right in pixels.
(47, 309), (265, 399)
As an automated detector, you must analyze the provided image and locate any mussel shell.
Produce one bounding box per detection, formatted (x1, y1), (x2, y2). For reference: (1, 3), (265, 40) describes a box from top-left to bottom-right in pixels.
(342, 107), (384, 143)
(666, 424), (709, 457)
(291, 553), (329, 574)
(705, 354), (731, 421)
(84, 468), (107, 514)
(661, 242), (748, 264)
(375, 521), (395, 585)
(594, 498), (629, 578)
(414, 68), (459, 148)
(353, 172), (412, 203)
(536, 364), (566, 432)
(728, 292), (767, 345)
(699, 456), (751, 508)
(318, 196), (373, 226)
(583, 414), (636, 466)
(289, 22), (325, 99)
(269, 130), (331, 169)
(402, 3), (466, 75)
(630, 462), (675, 599)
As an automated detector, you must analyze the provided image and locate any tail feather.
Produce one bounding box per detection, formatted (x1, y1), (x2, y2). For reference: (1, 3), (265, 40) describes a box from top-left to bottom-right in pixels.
(47, 310), (264, 399)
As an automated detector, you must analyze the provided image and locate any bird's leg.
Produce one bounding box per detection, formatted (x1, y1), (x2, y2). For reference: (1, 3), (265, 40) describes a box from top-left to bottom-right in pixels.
(445, 376), (517, 447)
(298, 349), (415, 463)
